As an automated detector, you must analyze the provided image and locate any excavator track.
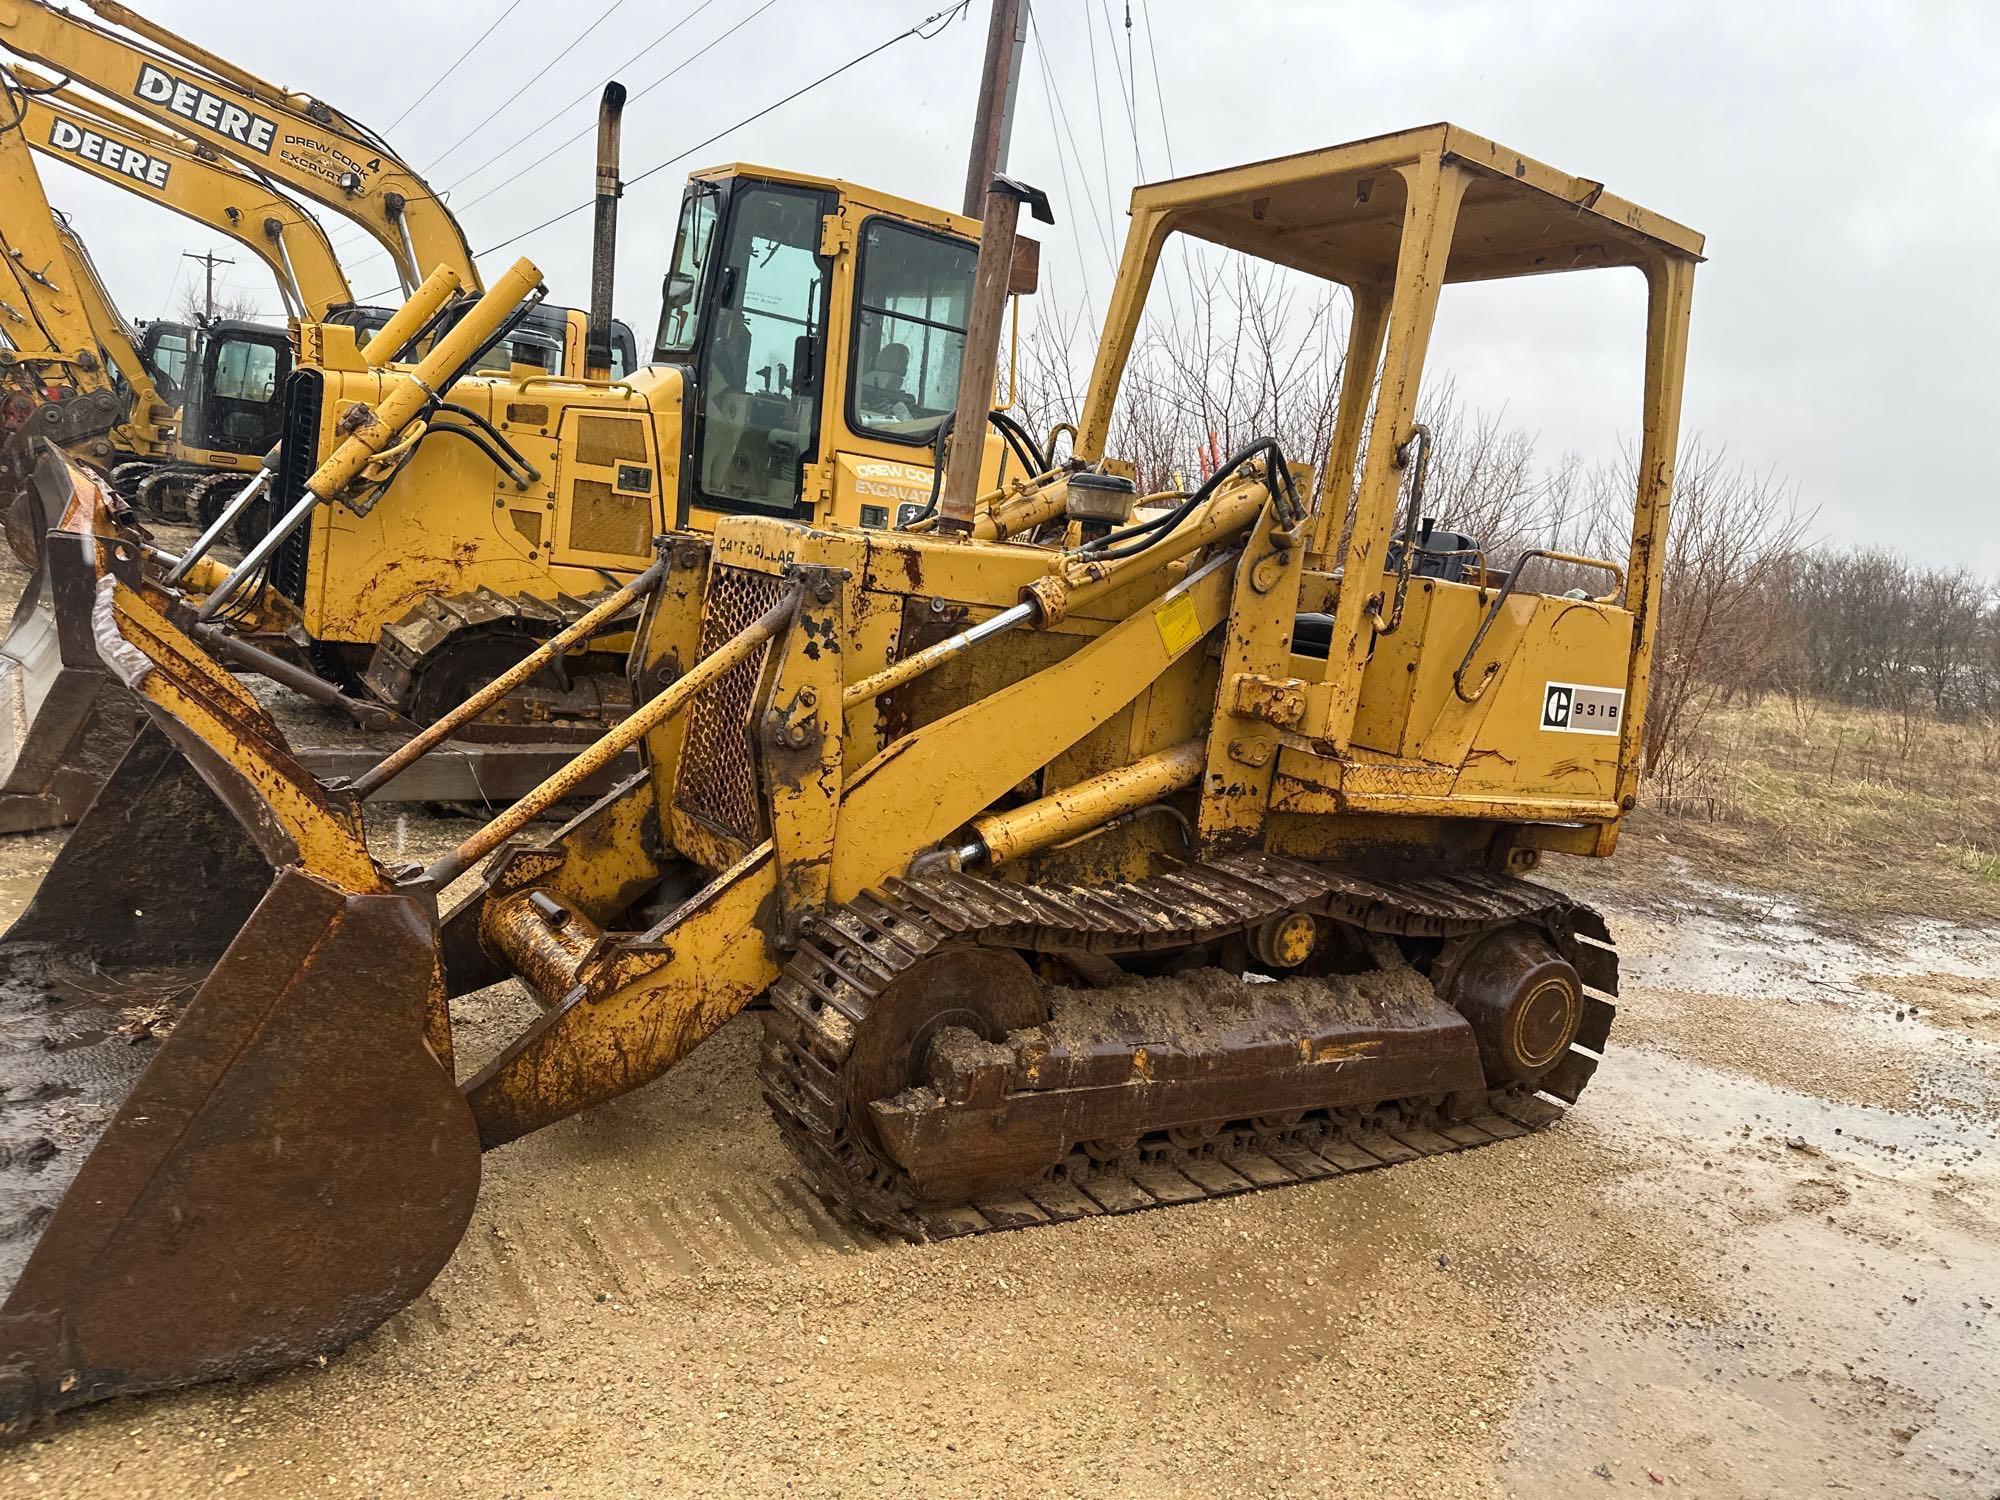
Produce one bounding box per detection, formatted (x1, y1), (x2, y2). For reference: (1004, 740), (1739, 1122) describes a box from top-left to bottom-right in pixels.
(760, 853), (1617, 1240)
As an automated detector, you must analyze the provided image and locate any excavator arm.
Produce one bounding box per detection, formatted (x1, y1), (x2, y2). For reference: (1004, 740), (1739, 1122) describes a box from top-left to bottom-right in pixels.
(0, 91), (131, 468)
(49, 216), (171, 452)
(0, 87), (101, 371)
(15, 67), (353, 320)
(0, 0), (477, 295)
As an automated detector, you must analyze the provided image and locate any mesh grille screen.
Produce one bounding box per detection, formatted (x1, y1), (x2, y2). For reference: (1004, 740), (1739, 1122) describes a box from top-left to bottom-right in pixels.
(565, 478), (651, 557)
(672, 564), (786, 844)
(575, 414), (649, 468)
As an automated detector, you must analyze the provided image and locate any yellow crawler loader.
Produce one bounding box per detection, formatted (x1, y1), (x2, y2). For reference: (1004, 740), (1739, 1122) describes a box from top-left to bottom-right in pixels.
(0, 124), (1699, 1431)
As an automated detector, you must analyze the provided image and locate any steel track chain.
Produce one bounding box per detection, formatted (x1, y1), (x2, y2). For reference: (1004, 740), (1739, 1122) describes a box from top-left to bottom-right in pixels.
(759, 851), (1618, 1239)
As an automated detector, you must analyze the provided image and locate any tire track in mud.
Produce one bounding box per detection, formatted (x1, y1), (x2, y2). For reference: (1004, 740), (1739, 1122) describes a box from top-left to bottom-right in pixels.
(409, 1172), (888, 1340)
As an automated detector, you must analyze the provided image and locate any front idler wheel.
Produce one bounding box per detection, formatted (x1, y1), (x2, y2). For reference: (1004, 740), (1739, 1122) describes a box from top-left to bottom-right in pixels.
(1447, 927), (1582, 1086)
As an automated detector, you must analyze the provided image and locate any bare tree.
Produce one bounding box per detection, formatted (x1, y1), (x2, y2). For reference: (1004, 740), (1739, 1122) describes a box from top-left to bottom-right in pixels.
(175, 283), (264, 326)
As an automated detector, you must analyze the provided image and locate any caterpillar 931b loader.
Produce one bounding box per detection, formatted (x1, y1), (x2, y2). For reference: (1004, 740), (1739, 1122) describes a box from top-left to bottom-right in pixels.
(0, 123), (1700, 1432)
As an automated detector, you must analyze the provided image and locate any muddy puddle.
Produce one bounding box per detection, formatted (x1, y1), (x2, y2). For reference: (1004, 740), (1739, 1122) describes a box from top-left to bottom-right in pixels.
(1501, 874), (2000, 1498)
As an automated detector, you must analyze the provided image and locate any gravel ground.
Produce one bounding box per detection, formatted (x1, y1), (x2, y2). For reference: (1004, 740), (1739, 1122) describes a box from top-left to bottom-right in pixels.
(0, 549), (1996, 1495)
(1, 830), (1994, 1498)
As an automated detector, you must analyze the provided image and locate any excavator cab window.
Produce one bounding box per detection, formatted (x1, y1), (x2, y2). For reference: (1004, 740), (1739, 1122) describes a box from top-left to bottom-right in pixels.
(655, 182), (720, 359)
(690, 182), (830, 513)
(138, 320), (194, 405)
(180, 322), (290, 457)
(847, 218), (976, 444)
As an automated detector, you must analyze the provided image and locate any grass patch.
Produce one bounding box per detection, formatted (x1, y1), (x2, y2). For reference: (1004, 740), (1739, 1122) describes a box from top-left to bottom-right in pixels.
(1606, 696), (2000, 925)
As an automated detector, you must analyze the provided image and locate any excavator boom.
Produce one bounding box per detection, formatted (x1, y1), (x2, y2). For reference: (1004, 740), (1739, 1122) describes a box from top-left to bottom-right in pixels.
(0, 0), (477, 294)
(15, 68), (353, 319)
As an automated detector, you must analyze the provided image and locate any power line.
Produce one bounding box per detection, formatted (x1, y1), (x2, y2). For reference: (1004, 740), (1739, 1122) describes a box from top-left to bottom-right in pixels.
(1079, 1), (1120, 243)
(426, 0), (630, 172)
(450, 1), (774, 217)
(388, 1), (527, 130)
(1026, 7), (1117, 273)
(469, 2), (971, 260)
(442, 0), (734, 197)
(1101, 0), (1144, 181)
(1138, 0), (1177, 175)
(330, 0), (749, 261)
(1023, 19), (1099, 329)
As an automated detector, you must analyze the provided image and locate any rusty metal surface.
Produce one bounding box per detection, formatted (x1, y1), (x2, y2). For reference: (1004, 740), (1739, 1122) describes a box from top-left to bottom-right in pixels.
(0, 461), (144, 833)
(0, 728), (479, 1434)
(761, 855), (1615, 1239)
(363, 583), (641, 728)
(672, 563), (789, 845)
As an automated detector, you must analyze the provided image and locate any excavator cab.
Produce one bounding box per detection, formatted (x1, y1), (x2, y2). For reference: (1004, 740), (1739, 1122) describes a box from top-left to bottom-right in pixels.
(133, 321), (194, 407)
(174, 319), (290, 465)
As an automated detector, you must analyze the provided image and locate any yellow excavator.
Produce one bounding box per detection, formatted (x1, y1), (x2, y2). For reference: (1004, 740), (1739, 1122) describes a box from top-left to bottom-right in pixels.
(0, 122), (1699, 1431)
(0, 0), (635, 367)
(12, 64), (360, 515)
(0, 93), (134, 482)
(0, 0), (638, 523)
(0, 0), (473, 296)
(0, 89), (1038, 828)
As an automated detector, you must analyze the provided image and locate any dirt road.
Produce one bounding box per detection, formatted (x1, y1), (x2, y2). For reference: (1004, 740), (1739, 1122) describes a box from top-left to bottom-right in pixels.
(1, 795), (1995, 1498)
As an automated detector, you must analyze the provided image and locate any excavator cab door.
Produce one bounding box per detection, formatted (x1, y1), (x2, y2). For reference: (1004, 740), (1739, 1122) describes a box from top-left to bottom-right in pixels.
(136, 320), (195, 407)
(180, 322), (290, 459)
(665, 178), (833, 522)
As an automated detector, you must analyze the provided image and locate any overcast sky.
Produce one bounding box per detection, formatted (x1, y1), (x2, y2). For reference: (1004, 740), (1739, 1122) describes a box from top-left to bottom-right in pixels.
(25, 0), (2000, 571)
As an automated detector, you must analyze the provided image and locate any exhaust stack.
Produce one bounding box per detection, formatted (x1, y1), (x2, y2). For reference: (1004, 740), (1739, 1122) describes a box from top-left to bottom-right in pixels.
(586, 82), (626, 381)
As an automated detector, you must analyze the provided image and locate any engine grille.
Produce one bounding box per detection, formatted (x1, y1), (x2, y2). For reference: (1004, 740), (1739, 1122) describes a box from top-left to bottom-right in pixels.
(270, 368), (324, 605)
(574, 414), (649, 467)
(672, 563), (787, 845)
(565, 477), (651, 557)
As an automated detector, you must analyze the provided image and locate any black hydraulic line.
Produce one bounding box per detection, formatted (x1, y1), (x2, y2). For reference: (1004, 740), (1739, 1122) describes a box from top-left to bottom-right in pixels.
(903, 407), (1052, 530)
(1080, 437), (1300, 562)
(417, 420), (534, 482)
(387, 294), (472, 365)
(907, 410), (955, 527)
(988, 408), (1048, 476)
(434, 400), (538, 482)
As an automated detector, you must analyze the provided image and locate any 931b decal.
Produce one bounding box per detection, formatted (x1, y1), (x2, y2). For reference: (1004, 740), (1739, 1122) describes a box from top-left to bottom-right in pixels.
(1541, 681), (1624, 735)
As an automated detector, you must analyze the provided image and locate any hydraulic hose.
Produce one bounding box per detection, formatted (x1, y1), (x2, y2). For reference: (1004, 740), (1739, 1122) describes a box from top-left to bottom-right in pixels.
(1079, 437), (1301, 562)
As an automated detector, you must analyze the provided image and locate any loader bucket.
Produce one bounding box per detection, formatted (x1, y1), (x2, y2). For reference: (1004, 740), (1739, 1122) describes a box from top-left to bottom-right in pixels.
(0, 451), (145, 833)
(0, 473), (479, 1433)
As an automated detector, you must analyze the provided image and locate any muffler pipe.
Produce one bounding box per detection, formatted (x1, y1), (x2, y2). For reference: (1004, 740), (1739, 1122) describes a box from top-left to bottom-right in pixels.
(585, 82), (625, 380)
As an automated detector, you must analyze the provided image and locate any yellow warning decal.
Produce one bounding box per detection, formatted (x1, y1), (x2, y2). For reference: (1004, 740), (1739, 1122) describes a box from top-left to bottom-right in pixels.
(1154, 590), (1204, 656)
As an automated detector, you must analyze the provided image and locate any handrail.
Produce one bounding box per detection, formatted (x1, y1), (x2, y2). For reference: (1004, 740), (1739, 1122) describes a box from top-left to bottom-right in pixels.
(1451, 547), (1627, 703)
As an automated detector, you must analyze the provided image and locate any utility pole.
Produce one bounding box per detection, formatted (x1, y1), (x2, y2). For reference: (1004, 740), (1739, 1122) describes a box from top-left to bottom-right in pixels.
(939, 0), (1048, 535)
(962, 0), (1027, 218)
(181, 249), (234, 321)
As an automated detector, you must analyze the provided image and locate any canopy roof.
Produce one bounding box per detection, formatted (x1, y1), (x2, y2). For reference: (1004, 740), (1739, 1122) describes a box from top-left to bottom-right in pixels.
(1135, 123), (1705, 286)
